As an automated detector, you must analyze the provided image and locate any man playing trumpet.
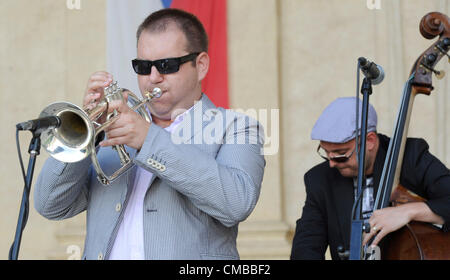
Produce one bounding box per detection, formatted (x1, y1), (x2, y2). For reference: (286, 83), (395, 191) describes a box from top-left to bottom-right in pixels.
(34, 8), (265, 260)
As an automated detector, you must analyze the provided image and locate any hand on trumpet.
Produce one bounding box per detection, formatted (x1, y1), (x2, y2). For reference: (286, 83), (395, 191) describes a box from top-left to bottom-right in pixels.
(83, 71), (113, 111)
(99, 90), (151, 150)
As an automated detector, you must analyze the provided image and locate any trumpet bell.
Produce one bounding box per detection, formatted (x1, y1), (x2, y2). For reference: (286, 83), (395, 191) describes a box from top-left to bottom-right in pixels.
(38, 81), (161, 185)
(39, 102), (94, 163)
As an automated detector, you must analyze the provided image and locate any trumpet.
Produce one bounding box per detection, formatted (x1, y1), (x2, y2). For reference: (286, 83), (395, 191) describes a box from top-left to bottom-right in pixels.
(39, 81), (162, 185)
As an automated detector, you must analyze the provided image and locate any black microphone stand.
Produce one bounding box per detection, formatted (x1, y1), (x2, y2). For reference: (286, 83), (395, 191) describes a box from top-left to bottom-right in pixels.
(348, 77), (372, 260)
(9, 131), (41, 260)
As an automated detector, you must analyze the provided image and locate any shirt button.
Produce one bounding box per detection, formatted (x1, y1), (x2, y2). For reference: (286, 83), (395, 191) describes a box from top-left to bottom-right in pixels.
(98, 252), (103, 260)
(115, 203), (121, 212)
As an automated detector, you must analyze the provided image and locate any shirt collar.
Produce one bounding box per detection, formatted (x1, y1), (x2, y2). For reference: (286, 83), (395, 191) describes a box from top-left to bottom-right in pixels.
(163, 105), (194, 133)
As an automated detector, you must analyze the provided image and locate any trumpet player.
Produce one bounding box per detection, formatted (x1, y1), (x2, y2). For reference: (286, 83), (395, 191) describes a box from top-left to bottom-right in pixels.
(34, 8), (265, 260)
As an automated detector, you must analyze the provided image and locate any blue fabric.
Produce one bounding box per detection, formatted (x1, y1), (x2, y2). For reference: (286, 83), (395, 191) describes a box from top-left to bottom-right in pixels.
(161, 0), (172, 8)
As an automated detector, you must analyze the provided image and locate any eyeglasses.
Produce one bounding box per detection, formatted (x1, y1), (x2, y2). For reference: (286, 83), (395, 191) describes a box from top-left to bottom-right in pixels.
(317, 145), (356, 163)
(132, 53), (200, 75)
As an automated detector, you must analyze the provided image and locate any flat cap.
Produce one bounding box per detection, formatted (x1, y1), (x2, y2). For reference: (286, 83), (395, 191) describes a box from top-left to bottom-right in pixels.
(311, 97), (377, 143)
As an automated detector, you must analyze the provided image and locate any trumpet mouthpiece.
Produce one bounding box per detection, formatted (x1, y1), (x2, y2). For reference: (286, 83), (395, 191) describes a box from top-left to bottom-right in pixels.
(152, 87), (162, 98)
(145, 87), (162, 99)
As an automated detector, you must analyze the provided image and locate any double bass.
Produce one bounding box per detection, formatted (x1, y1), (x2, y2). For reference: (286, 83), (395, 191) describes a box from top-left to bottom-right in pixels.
(371, 12), (450, 260)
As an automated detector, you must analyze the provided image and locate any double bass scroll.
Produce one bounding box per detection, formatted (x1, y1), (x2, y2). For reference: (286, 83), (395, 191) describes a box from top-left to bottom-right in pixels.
(411, 12), (450, 95)
(374, 11), (450, 260)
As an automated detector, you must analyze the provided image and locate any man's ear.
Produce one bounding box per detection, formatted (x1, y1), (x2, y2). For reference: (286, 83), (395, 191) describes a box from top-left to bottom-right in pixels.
(366, 131), (378, 150)
(196, 52), (210, 82)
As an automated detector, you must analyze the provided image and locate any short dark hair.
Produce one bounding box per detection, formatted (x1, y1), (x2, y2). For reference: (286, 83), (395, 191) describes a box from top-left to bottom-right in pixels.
(136, 8), (208, 53)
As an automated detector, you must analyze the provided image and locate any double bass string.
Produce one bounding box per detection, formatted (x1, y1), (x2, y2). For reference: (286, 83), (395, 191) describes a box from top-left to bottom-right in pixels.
(374, 75), (415, 211)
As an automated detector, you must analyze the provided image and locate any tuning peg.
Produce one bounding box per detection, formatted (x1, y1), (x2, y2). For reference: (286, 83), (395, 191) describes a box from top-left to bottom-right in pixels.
(435, 70), (445, 79)
(425, 53), (437, 64)
(435, 43), (450, 63)
(443, 38), (450, 47)
(420, 61), (446, 79)
(437, 48), (450, 63)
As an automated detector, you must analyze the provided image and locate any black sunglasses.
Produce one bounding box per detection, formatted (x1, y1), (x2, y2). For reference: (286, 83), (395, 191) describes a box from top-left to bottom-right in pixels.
(132, 53), (200, 75)
(317, 145), (356, 163)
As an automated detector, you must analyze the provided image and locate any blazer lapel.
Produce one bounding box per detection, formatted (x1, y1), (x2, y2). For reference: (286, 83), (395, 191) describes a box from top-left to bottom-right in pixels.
(183, 94), (218, 144)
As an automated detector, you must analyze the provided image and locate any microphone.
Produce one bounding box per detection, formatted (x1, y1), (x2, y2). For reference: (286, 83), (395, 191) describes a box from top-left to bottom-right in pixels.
(358, 57), (385, 85)
(16, 116), (61, 134)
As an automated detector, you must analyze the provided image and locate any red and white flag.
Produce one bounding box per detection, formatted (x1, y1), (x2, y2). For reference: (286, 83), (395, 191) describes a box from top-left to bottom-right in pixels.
(107, 0), (229, 108)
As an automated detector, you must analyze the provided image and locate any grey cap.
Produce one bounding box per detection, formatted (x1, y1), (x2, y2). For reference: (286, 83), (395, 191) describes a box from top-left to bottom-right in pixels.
(311, 97), (377, 143)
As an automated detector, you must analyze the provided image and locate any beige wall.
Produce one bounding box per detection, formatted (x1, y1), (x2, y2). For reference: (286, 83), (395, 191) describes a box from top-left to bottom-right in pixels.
(1, 0), (449, 260)
(0, 0), (105, 259)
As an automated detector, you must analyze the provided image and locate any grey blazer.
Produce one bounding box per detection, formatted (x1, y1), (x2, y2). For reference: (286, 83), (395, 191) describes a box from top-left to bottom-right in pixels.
(34, 94), (265, 260)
